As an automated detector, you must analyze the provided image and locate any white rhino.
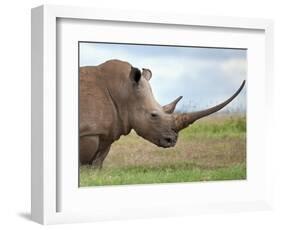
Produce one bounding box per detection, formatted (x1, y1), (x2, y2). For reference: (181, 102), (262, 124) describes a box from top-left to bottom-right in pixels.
(79, 59), (245, 168)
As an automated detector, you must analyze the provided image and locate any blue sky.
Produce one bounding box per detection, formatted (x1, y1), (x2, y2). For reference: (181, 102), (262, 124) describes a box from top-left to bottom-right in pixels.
(79, 42), (246, 113)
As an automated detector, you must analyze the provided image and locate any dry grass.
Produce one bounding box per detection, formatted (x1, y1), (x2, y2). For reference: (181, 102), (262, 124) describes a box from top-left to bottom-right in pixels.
(80, 115), (246, 186)
(104, 115), (246, 169)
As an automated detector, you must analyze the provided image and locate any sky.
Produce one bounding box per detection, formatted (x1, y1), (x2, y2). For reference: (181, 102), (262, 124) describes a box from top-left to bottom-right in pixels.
(79, 42), (247, 113)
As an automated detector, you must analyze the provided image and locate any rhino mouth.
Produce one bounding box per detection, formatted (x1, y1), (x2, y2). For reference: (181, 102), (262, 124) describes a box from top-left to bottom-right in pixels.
(158, 136), (177, 148)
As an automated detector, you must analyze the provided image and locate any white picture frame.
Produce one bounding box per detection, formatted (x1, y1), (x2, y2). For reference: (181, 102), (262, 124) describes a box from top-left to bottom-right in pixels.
(31, 4), (274, 225)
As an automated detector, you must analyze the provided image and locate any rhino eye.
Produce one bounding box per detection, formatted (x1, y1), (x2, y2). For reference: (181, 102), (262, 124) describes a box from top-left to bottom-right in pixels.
(150, 112), (158, 118)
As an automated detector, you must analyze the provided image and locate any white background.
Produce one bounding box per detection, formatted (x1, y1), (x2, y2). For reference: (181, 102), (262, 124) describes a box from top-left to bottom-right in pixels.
(0, 0), (280, 229)
(58, 18), (267, 216)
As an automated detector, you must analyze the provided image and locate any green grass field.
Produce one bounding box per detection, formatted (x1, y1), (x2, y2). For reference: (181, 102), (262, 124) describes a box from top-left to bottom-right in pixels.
(80, 114), (246, 187)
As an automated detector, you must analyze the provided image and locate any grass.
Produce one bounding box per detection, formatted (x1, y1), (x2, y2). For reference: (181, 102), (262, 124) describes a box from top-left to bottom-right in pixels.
(80, 163), (246, 186)
(80, 114), (246, 187)
(181, 115), (246, 138)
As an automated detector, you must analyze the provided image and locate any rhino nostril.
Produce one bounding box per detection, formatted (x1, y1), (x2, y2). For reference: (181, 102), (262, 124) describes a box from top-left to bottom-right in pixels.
(165, 137), (172, 143)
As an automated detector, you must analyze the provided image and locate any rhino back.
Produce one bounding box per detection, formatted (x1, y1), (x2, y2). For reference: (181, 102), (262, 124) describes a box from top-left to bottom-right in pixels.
(79, 66), (117, 139)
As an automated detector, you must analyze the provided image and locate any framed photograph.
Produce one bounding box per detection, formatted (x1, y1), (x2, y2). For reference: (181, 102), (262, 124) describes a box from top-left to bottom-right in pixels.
(31, 5), (274, 225)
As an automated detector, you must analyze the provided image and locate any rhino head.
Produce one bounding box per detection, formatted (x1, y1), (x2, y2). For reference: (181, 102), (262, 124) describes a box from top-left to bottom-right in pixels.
(127, 66), (245, 148)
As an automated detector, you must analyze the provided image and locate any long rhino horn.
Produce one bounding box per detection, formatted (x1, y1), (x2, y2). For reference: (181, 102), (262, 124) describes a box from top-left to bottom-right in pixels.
(163, 96), (183, 114)
(174, 80), (246, 132)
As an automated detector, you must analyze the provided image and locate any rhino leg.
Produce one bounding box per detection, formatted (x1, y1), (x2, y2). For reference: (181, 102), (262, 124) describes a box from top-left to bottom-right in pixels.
(79, 135), (99, 165)
(91, 146), (111, 169)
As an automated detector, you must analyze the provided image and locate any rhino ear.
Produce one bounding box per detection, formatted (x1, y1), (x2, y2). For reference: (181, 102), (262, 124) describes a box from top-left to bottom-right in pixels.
(142, 68), (152, 81)
(130, 67), (142, 83)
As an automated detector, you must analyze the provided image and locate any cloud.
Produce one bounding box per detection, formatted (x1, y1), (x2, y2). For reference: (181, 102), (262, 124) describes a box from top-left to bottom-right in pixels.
(220, 58), (247, 84)
(79, 42), (247, 112)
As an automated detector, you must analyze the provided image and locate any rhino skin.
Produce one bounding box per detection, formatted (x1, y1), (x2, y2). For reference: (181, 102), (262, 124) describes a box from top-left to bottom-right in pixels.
(79, 59), (245, 168)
